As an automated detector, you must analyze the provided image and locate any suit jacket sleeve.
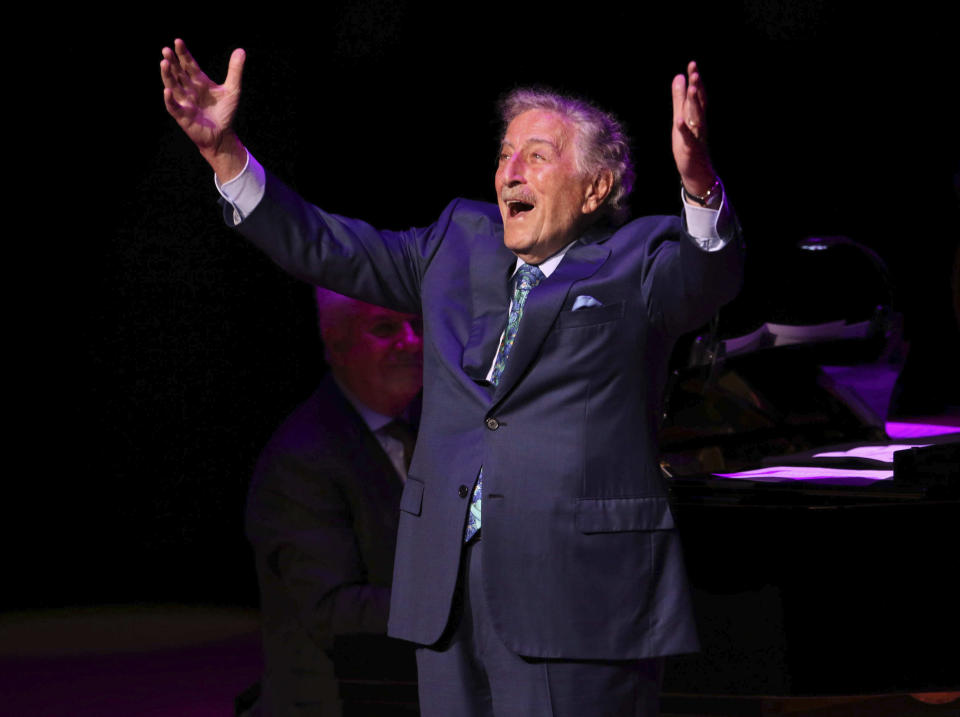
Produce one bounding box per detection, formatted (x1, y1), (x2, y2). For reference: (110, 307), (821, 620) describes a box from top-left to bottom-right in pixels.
(231, 171), (446, 314)
(640, 209), (744, 338)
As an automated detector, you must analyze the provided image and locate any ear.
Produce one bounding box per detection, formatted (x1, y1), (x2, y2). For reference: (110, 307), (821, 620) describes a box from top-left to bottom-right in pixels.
(323, 329), (352, 369)
(581, 169), (613, 215)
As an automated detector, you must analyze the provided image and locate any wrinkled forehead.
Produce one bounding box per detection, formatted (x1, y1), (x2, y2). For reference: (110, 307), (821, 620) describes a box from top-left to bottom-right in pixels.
(501, 109), (578, 154)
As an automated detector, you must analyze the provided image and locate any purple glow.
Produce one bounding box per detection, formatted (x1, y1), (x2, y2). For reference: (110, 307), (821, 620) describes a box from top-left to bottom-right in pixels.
(885, 421), (960, 439)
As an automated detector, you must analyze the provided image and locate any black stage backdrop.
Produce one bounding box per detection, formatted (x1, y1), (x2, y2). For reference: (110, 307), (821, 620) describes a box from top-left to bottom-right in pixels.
(17, 3), (958, 609)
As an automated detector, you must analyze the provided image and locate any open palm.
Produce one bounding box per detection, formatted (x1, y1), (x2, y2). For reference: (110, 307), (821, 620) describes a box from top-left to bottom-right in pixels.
(161, 39), (245, 156)
(671, 60), (716, 197)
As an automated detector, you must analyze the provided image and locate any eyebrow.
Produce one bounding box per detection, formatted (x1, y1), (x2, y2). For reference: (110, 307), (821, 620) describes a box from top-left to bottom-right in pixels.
(500, 137), (563, 152)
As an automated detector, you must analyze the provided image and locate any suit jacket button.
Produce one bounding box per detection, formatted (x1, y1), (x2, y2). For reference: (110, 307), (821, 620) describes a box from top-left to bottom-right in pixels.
(485, 417), (500, 430)
(458, 485), (469, 498)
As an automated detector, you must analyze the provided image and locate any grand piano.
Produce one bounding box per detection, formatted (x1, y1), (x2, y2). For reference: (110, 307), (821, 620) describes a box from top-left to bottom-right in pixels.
(658, 327), (959, 701)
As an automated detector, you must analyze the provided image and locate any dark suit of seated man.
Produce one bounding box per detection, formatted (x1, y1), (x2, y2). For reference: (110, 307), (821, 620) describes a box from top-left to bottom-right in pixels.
(245, 289), (422, 717)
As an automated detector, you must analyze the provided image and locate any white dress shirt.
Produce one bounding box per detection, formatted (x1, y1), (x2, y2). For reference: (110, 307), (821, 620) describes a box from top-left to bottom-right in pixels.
(334, 376), (410, 482)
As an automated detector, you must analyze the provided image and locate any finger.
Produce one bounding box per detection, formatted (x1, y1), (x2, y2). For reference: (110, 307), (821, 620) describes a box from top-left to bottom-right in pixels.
(685, 82), (705, 139)
(163, 86), (195, 115)
(671, 73), (686, 129)
(161, 46), (181, 64)
(165, 89), (201, 131)
(162, 49), (197, 98)
(223, 48), (246, 94)
(689, 66), (707, 111)
(163, 87), (188, 120)
(160, 58), (184, 93)
(163, 87), (180, 113)
(161, 46), (178, 69)
(161, 58), (193, 106)
(174, 38), (201, 75)
(687, 79), (703, 118)
(161, 47), (186, 86)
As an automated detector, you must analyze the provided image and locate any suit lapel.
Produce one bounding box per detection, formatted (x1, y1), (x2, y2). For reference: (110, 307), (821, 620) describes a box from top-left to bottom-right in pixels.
(491, 240), (610, 405)
(318, 375), (403, 489)
(461, 235), (516, 383)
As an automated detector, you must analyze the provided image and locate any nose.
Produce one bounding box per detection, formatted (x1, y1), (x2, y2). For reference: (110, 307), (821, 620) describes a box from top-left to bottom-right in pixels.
(502, 153), (526, 186)
(396, 320), (423, 351)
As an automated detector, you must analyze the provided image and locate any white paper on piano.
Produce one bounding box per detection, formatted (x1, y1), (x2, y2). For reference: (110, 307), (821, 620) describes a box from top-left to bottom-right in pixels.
(714, 466), (894, 482)
(813, 444), (932, 462)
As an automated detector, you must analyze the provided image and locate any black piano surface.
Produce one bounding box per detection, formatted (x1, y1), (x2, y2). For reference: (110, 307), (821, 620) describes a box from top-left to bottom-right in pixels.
(659, 344), (959, 697)
(666, 474), (959, 697)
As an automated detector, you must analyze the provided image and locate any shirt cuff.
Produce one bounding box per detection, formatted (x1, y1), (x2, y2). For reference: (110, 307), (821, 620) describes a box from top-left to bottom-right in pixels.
(215, 150), (267, 225)
(681, 187), (733, 252)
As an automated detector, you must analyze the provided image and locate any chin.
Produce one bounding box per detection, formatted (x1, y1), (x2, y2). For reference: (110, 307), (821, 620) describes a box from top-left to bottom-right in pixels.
(502, 231), (533, 256)
(384, 371), (422, 394)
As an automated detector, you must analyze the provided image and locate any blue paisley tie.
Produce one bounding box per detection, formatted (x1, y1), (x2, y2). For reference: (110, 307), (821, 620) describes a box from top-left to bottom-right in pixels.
(464, 263), (545, 542)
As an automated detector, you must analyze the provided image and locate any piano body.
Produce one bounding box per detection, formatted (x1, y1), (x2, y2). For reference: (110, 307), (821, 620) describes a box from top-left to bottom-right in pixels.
(658, 340), (959, 697)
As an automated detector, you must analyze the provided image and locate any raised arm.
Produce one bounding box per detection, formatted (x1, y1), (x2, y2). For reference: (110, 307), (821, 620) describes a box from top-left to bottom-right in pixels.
(160, 38), (248, 182)
(671, 60), (720, 204)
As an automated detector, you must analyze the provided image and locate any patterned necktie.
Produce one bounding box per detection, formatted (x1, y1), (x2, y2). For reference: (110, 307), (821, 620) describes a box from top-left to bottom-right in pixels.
(465, 263), (545, 542)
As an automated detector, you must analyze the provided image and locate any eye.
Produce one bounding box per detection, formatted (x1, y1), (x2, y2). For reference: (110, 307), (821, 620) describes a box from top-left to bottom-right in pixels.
(369, 321), (400, 338)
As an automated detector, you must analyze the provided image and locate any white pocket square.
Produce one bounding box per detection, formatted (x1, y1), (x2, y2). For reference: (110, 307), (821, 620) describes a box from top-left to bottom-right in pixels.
(572, 295), (602, 311)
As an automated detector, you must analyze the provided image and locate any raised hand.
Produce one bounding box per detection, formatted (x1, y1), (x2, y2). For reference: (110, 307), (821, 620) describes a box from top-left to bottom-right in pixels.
(671, 61), (718, 200)
(161, 38), (247, 180)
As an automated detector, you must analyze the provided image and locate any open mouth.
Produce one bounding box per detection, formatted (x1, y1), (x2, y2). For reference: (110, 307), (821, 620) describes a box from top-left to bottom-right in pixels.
(507, 200), (535, 218)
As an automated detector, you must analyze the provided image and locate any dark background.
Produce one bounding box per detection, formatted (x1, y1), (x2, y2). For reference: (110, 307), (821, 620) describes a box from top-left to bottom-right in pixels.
(17, 2), (958, 610)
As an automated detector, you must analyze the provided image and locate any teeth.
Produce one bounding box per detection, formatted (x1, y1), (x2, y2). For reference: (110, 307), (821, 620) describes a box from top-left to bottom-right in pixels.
(504, 198), (535, 219)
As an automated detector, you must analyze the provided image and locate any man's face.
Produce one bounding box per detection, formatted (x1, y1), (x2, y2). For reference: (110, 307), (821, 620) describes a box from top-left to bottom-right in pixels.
(328, 303), (423, 417)
(495, 109), (597, 264)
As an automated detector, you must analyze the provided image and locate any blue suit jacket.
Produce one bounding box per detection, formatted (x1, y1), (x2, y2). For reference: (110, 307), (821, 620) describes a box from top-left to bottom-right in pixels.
(237, 173), (744, 661)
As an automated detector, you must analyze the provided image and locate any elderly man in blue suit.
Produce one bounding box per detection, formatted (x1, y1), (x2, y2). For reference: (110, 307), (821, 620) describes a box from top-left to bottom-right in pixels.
(162, 38), (743, 717)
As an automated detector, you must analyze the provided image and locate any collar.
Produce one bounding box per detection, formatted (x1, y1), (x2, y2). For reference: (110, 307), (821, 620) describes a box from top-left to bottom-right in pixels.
(510, 239), (577, 280)
(332, 375), (395, 432)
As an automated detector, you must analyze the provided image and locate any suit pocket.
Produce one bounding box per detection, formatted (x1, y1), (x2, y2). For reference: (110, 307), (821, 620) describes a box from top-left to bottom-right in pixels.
(575, 496), (675, 533)
(557, 300), (625, 329)
(399, 477), (424, 516)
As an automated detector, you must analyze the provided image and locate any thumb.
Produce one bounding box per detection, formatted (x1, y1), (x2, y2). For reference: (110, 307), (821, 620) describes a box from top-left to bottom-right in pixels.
(224, 48), (246, 93)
